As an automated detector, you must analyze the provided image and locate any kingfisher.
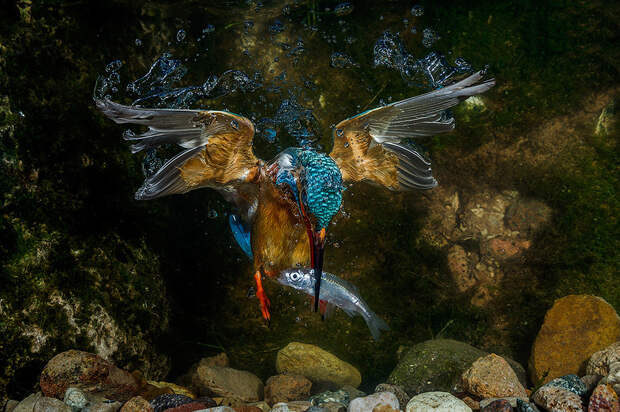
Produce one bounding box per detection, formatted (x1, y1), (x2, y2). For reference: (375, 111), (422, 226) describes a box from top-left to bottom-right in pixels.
(96, 71), (494, 321)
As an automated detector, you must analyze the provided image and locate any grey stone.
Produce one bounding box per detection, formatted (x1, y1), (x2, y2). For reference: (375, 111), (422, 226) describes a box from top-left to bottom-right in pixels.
(64, 389), (88, 412)
(374, 384), (410, 409)
(405, 392), (472, 412)
(14, 394), (43, 412)
(192, 366), (263, 402)
(339, 386), (364, 402)
(5, 401), (19, 412)
(33, 398), (72, 412)
(347, 392), (399, 412)
(83, 401), (122, 412)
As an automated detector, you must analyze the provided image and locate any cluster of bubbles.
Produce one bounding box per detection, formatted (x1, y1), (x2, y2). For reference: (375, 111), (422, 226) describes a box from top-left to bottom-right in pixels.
(373, 31), (471, 88)
(330, 52), (359, 69)
(256, 95), (321, 147)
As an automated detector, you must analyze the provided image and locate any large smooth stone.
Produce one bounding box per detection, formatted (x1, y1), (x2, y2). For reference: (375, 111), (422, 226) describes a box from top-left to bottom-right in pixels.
(529, 295), (620, 384)
(405, 392), (472, 412)
(388, 339), (525, 395)
(276, 343), (361, 389)
(347, 392), (399, 412)
(264, 374), (311, 406)
(191, 366), (263, 402)
(40, 350), (139, 402)
(461, 354), (527, 398)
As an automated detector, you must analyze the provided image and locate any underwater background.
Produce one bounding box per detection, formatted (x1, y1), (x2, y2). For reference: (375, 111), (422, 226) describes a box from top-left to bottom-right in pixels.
(0, 0), (618, 399)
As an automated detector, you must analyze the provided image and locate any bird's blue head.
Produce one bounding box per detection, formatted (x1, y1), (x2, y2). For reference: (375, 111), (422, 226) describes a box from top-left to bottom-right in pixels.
(297, 149), (343, 231)
(295, 148), (343, 311)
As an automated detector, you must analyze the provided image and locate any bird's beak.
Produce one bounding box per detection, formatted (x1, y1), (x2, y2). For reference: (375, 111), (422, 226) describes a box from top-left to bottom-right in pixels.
(311, 227), (326, 312)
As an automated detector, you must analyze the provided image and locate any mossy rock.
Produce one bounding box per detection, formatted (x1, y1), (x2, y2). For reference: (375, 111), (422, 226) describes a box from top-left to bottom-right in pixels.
(387, 339), (526, 395)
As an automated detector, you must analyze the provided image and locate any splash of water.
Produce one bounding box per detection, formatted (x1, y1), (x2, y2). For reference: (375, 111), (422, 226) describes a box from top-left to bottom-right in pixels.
(330, 52), (359, 69)
(257, 95), (320, 147)
(373, 31), (471, 88)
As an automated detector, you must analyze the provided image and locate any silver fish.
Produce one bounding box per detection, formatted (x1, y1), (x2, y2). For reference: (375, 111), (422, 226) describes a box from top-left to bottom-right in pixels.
(278, 268), (389, 340)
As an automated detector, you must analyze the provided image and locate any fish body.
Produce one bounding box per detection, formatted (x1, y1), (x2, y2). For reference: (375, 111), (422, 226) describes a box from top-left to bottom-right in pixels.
(278, 268), (389, 340)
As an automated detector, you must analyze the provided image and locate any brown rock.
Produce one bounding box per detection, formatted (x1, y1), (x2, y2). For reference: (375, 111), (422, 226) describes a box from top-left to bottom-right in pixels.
(264, 374), (312, 406)
(192, 366), (263, 402)
(84, 400), (122, 412)
(33, 397), (71, 412)
(480, 399), (513, 412)
(461, 354), (527, 398)
(485, 238), (530, 260)
(161, 403), (207, 412)
(147, 383), (195, 400)
(119, 397), (153, 412)
(461, 396), (479, 411)
(243, 402), (270, 412)
(588, 384), (619, 412)
(283, 401), (312, 411)
(40, 350), (139, 402)
(504, 198), (551, 235)
(529, 295), (620, 384)
(201, 353), (229, 368)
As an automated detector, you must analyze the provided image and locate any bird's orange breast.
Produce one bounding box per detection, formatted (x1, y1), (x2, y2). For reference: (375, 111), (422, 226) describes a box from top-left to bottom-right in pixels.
(251, 178), (309, 276)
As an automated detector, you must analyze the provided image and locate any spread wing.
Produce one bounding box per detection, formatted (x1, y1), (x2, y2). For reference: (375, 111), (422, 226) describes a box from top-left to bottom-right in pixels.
(329, 71), (495, 190)
(95, 99), (261, 213)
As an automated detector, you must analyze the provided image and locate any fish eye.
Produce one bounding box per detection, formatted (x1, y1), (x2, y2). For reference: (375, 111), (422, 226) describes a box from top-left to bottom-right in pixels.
(290, 271), (299, 280)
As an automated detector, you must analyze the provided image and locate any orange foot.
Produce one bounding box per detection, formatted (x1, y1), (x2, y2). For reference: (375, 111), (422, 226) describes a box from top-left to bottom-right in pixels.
(254, 271), (271, 322)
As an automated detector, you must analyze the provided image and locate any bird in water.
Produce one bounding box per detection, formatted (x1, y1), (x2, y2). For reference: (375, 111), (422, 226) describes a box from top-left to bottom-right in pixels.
(96, 70), (494, 322)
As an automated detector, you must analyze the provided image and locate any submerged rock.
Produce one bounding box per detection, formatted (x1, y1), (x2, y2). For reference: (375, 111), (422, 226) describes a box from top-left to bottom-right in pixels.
(374, 384), (409, 408)
(149, 394), (193, 412)
(264, 374), (311, 406)
(276, 343), (361, 389)
(64, 388), (88, 412)
(13, 393), (43, 412)
(532, 385), (583, 412)
(545, 374), (587, 397)
(588, 342), (620, 377)
(480, 399), (513, 412)
(347, 392), (399, 412)
(529, 295), (620, 384)
(119, 397), (153, 412)
(33, 397), (72, 412)
(461, 354), (527, 399)
(40, 351), (139, 402)
(191, 366), (263, 402)
(388, 339), (525, 395)
(588, 384), (619, 412)
(405, 391), (471, 411)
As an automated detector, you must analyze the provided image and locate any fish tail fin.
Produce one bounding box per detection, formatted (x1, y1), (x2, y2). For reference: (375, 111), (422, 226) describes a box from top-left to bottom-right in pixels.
(364, 310), (390, 341)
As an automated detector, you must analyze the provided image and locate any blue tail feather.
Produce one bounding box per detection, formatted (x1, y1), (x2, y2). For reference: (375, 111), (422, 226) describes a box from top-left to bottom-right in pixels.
(229, 214), (252, 259)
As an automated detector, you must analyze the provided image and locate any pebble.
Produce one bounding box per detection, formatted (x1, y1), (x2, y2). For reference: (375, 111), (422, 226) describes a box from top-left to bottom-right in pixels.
(515, 399), (540, 412)
(119, 397), (153, 412)
(150, 395), (194, 412)
(232, 407), (263, 412)
(461, 354), (527, 398)
(480, 399), (513, 412)
(588, 384), (620, 412)
(545, 374), (587, 397)
(316, 403), (345, 412)
(264, 374), (312, 406)
(162, 403), (210, 412)
(532, 385), (583, 412)
(309, 391), (349, 407)
(340, 386), (365, 402)
(33, 397), (72, 412)
(269, 404), (290, 412)
(588, 343), (620, 376)
(374, 384), (410, 408)
(480, 398), (522, 409)
(347, 392), (399, 412)
(64, 388), (88, 412)
(84, 401), (123, 412)
(406, 392), (472, 411)
(242, 402), (269, 412)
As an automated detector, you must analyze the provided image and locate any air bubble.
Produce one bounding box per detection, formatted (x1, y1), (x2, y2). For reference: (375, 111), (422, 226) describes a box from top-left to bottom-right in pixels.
(208, 210), (218, 219)
(176, 29), (186, 42)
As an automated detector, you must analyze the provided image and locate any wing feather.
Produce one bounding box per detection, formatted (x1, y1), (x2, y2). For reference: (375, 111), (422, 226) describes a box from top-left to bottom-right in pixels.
(96, 99), (261, 204)
(329, 70), (495, 190)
